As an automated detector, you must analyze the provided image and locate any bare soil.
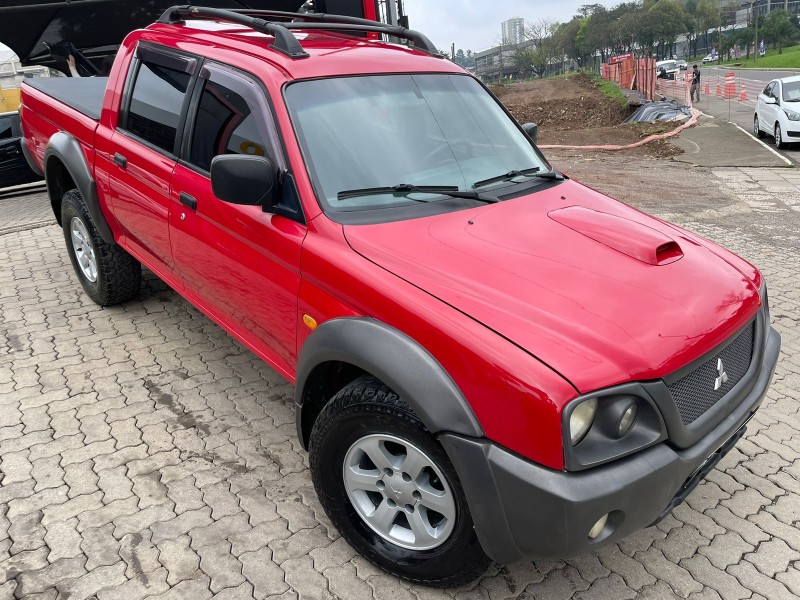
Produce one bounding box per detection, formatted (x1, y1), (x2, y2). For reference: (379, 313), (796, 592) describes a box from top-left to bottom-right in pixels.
(492, 73), (683, 159)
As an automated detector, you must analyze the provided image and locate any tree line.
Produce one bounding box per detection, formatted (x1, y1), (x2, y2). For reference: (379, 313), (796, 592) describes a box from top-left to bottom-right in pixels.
(455, 1), (800, 79)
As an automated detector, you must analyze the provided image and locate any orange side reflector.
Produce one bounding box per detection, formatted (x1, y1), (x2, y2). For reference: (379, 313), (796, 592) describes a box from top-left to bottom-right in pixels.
(303, 314), (318, 330)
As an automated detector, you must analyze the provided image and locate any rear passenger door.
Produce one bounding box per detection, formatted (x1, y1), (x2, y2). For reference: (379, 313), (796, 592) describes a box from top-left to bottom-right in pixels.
(107, 44), (197, 275)
(168, 61), (306, 376)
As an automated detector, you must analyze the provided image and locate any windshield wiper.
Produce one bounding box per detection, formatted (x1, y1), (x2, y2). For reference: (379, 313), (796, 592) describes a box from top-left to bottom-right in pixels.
(472, 167), (564, 188)
(337, 184), (498, 204)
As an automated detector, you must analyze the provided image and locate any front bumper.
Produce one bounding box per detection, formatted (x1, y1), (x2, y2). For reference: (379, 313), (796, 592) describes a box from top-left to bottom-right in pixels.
(442, 326), (780, 564)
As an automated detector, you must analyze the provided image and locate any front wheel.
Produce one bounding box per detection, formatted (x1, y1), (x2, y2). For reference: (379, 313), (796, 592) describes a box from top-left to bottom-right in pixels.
(775, 123), (786, 150)
(308, 376), (490, 587)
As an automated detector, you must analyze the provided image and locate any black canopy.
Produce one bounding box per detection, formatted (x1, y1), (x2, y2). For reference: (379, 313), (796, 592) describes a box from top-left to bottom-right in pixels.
(0, 0), (325, 67)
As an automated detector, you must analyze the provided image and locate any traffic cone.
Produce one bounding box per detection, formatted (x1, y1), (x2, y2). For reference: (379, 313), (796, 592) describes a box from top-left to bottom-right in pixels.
(740, 82), (748, 102)
(716, 82), (722, 96)
(704, 80), (710, 96)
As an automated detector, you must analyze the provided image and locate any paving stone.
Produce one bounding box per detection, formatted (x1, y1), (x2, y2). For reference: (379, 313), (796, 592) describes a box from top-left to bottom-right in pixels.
(681, 556), (751, 600)
(654, 525), (710, 563)
(81, 524), (121, 571)
(637, 547), (704, 598)
(151, 508), (213, 545)
(96, 567), (170, 600)
(7, 486), (67, 521)
(727, 560), (794, 600)
(43, 518), (82, 563)
(744, 538), (799, 577)
(165, 476), (205, 515)
(30, 455), (65, 493)
(97, 466), (134, 503)
(0, 450), (33, 485)
(574, 573), (636, 600)
(113, 500), (175, 539)
(15, 556), (87, 596)
(237, 488), (279, 526)
(119, 531), (161, 577)
(308, 537), (356, 574)
(703, 507), (770, 546)
(323, 563), (372, 600)
(41, 490), (103, 526)
(157, 535), (201, 585)
(775, 566), (800, 597)
(76, 496), (140, 532)
(145, 575), (213, 600)
(720, 488), (771, 519)
(131, 472), (169, 509)
(596, 544), (656, 591)
(8, 510), (47, 554)
(240, 548), (289, 599)
(198, 541), (246, 593)
(63, 461), (99, 498)
(522, 566), (590, 600)
(55, 561), (127, 599)
(698, 532), (754, 570)
(210, 582), (255, 600)
(230, 520), (291, 557)
(190, 512), (251, 549)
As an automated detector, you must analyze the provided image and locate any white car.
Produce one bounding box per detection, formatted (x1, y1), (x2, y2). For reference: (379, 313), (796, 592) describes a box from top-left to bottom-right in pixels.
(754, 76), (800, 150)
(656, 59), (681, 80)
(702, 54), (716, 64)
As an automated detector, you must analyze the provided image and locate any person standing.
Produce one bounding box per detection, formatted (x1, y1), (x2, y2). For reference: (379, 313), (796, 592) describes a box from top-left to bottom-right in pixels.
(691, 64), (701, 102)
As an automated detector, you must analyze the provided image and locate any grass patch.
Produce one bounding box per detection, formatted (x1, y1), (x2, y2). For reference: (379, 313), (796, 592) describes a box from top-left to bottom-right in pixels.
(593, 75), (629, 108)
(687, 45), (800, 69)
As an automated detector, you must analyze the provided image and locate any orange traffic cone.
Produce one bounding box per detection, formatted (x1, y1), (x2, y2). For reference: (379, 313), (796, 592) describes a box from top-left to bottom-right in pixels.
(704, 80), (710, 96)
(716, 82), (722, 96)
(740, 82), (748, 101)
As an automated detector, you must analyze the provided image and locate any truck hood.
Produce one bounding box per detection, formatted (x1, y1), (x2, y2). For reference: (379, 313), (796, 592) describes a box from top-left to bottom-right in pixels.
(344, 180), (761, 393)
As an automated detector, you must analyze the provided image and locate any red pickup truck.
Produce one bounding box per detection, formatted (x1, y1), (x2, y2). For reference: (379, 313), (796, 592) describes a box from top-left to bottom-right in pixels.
(20, 6), (780, 587)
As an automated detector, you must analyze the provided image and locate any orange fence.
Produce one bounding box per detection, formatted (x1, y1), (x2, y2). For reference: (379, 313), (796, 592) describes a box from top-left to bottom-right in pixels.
(601, 57), (657, 102)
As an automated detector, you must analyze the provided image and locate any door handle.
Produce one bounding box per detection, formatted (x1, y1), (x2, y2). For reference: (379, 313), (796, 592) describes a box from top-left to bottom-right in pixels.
(179, 192), (197, 210)
(114, 153), (127, 168)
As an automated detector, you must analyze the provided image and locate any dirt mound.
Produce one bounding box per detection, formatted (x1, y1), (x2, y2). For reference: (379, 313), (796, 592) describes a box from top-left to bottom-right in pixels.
(493, 73), (629, 132)
(492, 73), (682, 159)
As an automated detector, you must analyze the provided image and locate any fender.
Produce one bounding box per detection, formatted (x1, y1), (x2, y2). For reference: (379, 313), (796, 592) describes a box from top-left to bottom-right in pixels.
(295, 317), (483, 446)
(45, 132), (115, 245)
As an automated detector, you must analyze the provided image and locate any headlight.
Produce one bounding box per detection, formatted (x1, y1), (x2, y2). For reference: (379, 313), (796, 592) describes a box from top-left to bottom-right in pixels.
(569, 398), (597, 445)
(784, 110), (800, 121)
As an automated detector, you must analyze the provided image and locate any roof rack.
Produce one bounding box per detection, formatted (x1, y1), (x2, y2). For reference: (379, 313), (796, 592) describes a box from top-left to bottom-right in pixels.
(157, 5), (440, 59)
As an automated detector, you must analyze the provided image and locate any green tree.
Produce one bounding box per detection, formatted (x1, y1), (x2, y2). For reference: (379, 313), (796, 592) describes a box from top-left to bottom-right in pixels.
(695, 0), (719, 55)
(555, 18), (584, 67)
(522, 18), (560, 78)
(648, 0), (690, 59)
(763, 9), (799, 54)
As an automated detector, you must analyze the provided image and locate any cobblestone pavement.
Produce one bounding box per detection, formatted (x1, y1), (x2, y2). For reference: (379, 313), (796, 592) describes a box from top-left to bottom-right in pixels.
(0, 184), (50, 235)
(1, 160), (799, 600)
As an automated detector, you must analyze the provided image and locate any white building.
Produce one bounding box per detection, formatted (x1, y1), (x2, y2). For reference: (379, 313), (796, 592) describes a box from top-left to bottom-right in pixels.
(501, 17), (524, 46)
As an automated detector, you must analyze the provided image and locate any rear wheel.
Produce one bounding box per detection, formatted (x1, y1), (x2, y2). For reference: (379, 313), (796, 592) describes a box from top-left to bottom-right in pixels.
(309, 375), (490, 587)
(754, 115), (765, 139)
(62, 189), (141, 306)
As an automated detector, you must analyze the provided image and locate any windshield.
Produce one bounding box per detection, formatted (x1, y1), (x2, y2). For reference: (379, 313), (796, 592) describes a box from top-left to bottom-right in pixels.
(284, 74), (549, 213)
(783, 81), (800, 102)
(658, 61), (678, 71)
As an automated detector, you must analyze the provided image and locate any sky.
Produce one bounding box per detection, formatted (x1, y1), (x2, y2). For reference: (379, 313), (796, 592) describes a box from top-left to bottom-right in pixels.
(402, 0), (618, 54)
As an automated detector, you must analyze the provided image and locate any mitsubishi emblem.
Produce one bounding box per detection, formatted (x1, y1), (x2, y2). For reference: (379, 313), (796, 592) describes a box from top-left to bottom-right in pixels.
(714, 358), (729, 391)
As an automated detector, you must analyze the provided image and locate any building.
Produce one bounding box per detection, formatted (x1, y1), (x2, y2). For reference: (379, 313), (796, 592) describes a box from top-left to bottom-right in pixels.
(501, 17), (524, 46)
(739, 0), (800, 18)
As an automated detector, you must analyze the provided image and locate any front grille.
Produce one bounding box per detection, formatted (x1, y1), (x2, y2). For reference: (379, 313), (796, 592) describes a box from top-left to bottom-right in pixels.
(668, 322), (755, 425)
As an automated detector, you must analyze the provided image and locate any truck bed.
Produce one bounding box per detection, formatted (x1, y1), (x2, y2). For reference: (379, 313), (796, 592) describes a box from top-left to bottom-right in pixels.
(23, 77), (108, 121)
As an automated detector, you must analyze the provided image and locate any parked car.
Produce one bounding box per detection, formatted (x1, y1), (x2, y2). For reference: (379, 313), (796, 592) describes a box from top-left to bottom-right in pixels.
(655, 59), (680, 80)
(0, 111), (43, 189)
(702, 54), (716, 63)
(677, 59), (688, 71)
(20, 6), (780, 586)
(754, 76), (800, 150)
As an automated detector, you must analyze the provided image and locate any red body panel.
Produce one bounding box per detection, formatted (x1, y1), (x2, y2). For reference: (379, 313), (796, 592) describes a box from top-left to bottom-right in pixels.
(19, 20), (765, 471)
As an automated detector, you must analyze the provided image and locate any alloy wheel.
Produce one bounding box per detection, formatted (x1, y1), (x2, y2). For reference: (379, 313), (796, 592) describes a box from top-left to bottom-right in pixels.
(342, 433), (456, 551)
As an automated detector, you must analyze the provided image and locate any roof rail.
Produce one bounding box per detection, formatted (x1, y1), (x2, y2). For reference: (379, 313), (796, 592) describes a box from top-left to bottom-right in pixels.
(157, 5), (440, 59)
(158, 5), (310, 59)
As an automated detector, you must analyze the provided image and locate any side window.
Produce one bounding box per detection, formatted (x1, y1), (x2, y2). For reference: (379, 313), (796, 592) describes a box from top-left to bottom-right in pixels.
(0, 117), (12, 140)
(765, 83), (775, 98)
(189, 79), (268, 171)
(126, 59), (191, 153)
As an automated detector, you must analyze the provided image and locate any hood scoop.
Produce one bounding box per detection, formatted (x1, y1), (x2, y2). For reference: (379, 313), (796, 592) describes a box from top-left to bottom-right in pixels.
(548, 206), (683, 266)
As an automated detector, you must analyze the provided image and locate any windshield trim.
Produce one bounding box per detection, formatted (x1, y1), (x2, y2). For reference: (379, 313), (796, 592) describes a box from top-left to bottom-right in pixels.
(282, 72), (552, 226)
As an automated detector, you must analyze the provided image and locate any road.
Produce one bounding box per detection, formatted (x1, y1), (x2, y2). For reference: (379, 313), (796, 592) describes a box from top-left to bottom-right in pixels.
(695, 66), (800, 166)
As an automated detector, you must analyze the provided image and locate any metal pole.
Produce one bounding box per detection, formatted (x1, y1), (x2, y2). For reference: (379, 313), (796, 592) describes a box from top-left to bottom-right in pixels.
(754, 0), (759, 64)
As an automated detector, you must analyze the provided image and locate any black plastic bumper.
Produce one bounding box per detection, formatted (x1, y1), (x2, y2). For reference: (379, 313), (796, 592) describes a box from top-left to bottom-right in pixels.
(442, 326), (780, 564)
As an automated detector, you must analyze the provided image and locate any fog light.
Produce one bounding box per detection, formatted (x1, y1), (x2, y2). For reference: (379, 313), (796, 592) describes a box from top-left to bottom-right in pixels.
(617, 403), (639, 438)
(588, 514), (609, 540)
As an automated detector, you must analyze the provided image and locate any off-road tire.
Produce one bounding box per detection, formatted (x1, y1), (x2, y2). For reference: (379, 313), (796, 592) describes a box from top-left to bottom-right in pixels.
(61, 189), (141, 306)
(309, 375), (490, 587)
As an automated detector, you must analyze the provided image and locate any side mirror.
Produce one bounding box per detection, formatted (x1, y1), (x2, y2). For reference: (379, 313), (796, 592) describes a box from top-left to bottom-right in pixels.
(765, 96), (778, 105)
(522, 122), (539, 144)
(211, 155), (279, 207)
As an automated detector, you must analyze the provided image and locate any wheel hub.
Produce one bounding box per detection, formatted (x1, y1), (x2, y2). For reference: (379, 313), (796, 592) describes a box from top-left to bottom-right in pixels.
(70, 216), (98, 283)
(343, 433), (456, 550)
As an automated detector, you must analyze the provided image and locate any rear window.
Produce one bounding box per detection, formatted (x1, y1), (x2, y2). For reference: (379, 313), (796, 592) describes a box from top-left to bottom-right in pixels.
(126, 60), (191, 153)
